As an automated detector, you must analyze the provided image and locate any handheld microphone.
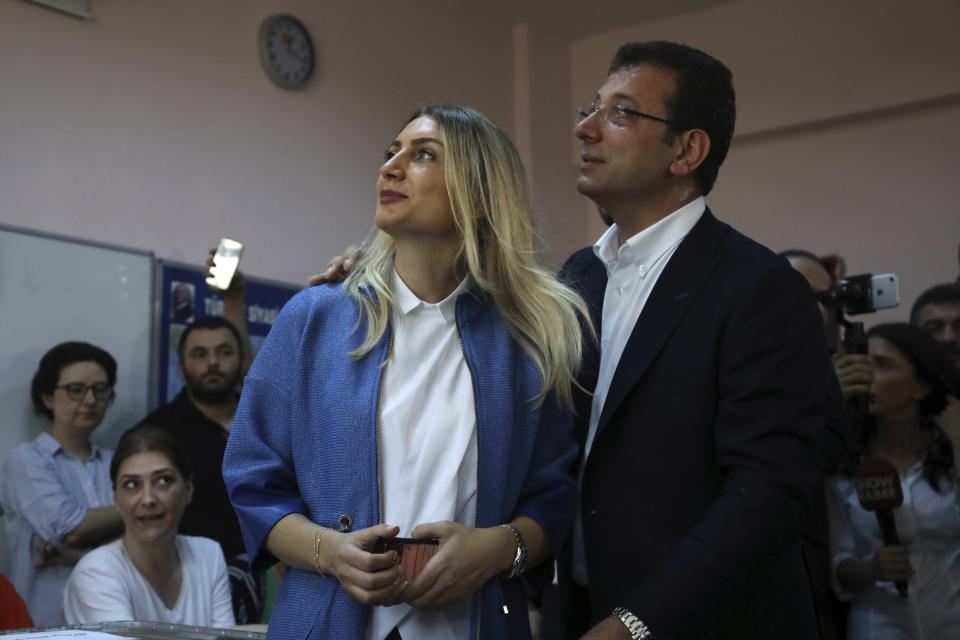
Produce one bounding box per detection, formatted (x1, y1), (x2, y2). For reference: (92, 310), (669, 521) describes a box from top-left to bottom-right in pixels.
(855, 457), (908, 599)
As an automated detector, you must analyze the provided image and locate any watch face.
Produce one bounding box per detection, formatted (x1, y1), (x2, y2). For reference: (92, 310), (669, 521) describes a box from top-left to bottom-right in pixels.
(258, 15), (315, 90)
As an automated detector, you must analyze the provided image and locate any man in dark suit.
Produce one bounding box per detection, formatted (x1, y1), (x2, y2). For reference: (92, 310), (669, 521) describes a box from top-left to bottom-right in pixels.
(561, 41), (847, 639)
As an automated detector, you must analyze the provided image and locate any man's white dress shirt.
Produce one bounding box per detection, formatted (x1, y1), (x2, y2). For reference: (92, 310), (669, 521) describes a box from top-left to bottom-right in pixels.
(571, 197), (705, 584)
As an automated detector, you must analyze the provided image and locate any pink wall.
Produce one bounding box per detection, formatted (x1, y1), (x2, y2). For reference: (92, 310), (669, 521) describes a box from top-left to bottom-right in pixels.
(572, 0), (960, 136)
(719, 100), (960, 325)
(571, 0), (960, 319)
(512, 23), (589, 266)
(3, 0), (957, 311)
(0, 0), (519, 284)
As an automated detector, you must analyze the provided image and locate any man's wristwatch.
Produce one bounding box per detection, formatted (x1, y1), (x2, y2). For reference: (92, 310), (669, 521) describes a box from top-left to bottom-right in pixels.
(612, 606), (653, 639)
(499, 522), (527, 578)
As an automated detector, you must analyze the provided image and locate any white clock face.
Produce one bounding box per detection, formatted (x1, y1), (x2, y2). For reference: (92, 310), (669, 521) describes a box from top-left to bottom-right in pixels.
(258, 15), (315, 89)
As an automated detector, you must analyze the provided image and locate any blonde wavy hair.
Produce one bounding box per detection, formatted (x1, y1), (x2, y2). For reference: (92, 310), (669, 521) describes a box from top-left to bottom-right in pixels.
(344, 104), (592, 408)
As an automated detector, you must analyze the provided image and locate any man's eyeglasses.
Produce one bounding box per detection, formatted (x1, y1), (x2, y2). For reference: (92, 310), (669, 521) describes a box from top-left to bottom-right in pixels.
(55, 383), (114, 402)
(575, 102), (683, 129)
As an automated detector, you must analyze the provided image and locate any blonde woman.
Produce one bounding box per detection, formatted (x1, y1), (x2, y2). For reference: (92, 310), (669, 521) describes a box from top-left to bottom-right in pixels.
(223, 105), (590, 640)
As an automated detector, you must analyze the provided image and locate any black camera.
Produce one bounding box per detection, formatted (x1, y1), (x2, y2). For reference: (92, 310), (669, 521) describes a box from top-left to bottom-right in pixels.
(816, 273), (899, 316)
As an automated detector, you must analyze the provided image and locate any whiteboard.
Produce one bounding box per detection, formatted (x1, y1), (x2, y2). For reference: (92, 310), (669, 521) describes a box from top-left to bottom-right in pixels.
(0, 225), (155, 574)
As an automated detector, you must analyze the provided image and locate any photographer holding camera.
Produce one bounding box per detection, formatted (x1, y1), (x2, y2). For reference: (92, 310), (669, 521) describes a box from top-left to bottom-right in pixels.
(783, 249), (880, 640)
(787, 254), (960, 638)
(783, 251), (875, 403)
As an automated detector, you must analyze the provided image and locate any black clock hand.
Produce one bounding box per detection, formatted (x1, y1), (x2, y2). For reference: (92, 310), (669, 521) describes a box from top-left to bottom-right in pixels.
(285, 47), (306, 64)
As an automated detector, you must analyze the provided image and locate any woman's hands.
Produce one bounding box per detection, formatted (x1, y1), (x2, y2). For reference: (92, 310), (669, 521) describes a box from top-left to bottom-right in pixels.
(871, 544), (915, 583)
(265, 513), (543, 609)
(322, 520), (516, 609)
(326, 524), (405, 606)
(837, 544), (915, 594)
(266, 515), (405, 606)
(401, 521), (514, 609)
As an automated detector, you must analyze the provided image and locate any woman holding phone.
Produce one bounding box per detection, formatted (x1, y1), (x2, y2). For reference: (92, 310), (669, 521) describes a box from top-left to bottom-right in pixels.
(224, 105), (588, 639)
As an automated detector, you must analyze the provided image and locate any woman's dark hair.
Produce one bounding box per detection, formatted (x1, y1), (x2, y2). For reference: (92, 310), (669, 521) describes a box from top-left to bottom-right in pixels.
(869, 323), (958, 417)
(30, 342), (118, 419)
(110, 424), (193, 487)
(846, 323), (960, 490)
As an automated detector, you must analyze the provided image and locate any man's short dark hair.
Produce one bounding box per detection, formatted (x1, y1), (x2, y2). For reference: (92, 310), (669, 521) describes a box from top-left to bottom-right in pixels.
(910, 283), (960, 324)
(609, 41), (736, 196)
(177, 316), (244, 361)
(31, 342), (118, 419)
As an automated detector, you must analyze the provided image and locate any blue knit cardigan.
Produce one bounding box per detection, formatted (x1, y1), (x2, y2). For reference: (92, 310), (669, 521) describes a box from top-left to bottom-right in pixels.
(223, 284), (577, 639)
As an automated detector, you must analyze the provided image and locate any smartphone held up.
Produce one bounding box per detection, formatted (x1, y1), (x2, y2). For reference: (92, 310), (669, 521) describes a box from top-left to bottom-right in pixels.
(206, 238), (244, 291)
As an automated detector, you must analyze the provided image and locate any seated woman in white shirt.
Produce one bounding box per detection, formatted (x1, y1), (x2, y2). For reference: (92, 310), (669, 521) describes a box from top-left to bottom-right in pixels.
(64, 424), (235, 627)
(827, 322), (960, 639)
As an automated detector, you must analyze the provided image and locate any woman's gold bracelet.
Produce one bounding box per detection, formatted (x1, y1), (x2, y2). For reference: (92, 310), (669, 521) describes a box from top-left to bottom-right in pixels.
(313, 527), (332, 578)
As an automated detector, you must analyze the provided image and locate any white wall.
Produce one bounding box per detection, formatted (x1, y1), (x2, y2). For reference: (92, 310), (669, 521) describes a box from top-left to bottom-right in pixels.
(571, 0), (960, 319)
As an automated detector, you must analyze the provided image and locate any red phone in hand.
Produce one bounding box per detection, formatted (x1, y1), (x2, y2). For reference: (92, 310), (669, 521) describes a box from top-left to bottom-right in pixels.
(370, 537), (439, 580)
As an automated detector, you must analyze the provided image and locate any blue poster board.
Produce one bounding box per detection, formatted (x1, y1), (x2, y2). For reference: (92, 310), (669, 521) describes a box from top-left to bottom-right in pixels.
(157, 261), (299, 405)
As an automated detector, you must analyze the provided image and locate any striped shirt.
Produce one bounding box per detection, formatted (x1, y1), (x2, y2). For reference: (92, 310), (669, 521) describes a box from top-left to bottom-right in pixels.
(1, 431), (113, 626)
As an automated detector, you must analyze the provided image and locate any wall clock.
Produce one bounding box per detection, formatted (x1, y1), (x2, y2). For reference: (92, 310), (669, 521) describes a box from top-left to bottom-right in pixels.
(257, 15), (315, 90)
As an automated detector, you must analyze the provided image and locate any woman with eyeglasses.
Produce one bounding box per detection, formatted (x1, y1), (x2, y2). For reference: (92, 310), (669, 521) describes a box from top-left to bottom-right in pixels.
(1, 342), (123, 626)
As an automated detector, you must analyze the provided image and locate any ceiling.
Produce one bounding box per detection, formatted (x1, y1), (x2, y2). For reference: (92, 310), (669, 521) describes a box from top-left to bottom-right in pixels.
(461, 0), (736, 37)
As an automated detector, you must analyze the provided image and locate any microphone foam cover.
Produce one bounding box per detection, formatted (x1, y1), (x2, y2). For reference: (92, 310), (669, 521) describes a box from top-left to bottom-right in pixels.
(855, 457), (903, 510)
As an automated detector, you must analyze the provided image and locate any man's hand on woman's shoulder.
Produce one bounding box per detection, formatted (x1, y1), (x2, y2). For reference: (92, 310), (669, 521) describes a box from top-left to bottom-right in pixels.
(308, 245), (361, 286)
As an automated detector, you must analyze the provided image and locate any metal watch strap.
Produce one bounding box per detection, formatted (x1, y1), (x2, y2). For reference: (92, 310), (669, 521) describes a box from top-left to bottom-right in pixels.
(612, 606), (653, 639)
(499, 522), (527, 578)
